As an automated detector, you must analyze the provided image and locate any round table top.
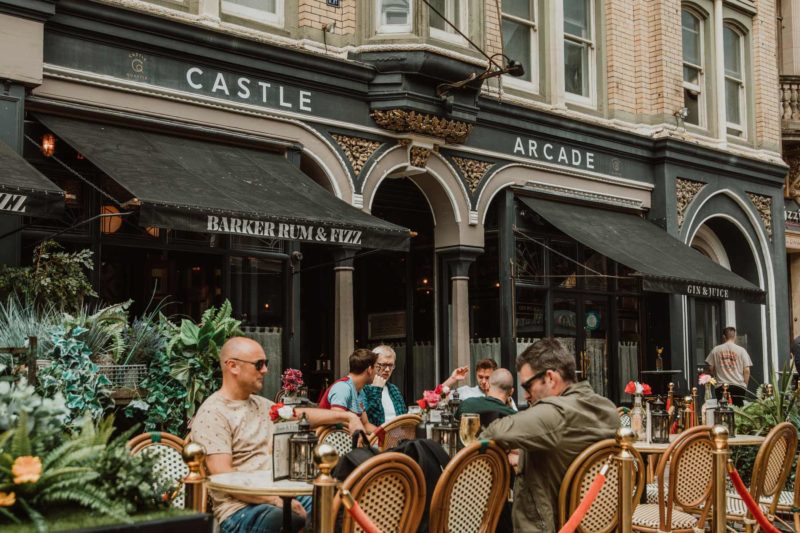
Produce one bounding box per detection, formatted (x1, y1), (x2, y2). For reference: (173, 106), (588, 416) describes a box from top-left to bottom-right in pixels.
(207, 470), (314, 497)
(633, 434), (764, 453)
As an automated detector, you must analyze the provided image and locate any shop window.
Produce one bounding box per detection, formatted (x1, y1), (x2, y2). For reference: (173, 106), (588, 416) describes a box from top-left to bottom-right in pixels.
(682, 8), (705, 127)
(221, 0), (284, 27)
(428, 0), (467, 43)
(723, 24), (747, 138)
(583, 248), (608, 292)
(550, 240), (578, 289)
(515, 238), (545, 285)
(515, 286), (546, 337)
(563, 0), (595, 105)
(377, 0), (413, 34)
(502, 0), (539, 90)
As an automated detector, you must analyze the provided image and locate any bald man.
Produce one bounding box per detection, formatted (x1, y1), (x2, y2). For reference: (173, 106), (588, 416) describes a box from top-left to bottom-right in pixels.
(455, 368), (516, 425)
(191, 337), (364, 533)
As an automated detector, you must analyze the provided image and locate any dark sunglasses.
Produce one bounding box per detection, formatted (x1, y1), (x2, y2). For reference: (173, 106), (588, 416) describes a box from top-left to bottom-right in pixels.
(521, 368), (551, 391)
(230, 357), (268, 371)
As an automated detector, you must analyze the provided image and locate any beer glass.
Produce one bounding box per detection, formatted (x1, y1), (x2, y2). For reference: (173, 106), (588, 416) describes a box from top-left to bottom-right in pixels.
(459, 413), (481, 447)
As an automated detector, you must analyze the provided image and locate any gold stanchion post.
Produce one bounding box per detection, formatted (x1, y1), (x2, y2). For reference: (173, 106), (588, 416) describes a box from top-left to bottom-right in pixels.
(711, 425), (729, 533)
(182, 442), (208, 513)
(313, 443), (340, 533)
(691, 387), (699, 426)
(616, 427), (636, 533)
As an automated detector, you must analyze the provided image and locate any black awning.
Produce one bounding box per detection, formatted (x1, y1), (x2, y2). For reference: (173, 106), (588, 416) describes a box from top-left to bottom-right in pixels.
(36, 115), (410, 251)
(0, 139), (64, 218)
(518, 195), (765, 304)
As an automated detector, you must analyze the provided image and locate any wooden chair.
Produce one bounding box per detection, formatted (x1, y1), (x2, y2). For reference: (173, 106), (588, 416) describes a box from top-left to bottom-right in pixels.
(368, 413), (421, 451)
(631, 426), (714, 533)
(127, 431), (189, 508)
(725, 422), (797, 532)
(316, 425), (353, 456)
(332, 452), (425, 533)
(559, 438), (645, 533)
(428, 440), (511, 533)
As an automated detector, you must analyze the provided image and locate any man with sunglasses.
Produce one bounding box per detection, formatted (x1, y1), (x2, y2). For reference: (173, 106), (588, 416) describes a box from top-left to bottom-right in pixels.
(482, 338), (618, 533)
(191, 337), (367, 533)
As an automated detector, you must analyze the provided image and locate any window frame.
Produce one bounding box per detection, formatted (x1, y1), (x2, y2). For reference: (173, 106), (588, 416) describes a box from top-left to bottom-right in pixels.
(722, 23), (747, 139)
(376, 0), (414, 34)
(563, 0), (596, 108)
(681, 7), (706, 128)
(428, 0), (468, 44)
(221, 0), (284, 27)
(501, 0), (540, 93)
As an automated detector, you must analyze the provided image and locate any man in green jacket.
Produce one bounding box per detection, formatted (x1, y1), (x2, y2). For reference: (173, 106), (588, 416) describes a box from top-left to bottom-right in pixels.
(456, 368), (516, 426)
(482, 338), (618, 533)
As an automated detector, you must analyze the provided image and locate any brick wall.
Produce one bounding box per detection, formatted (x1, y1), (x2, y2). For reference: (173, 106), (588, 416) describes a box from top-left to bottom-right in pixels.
(298, 0), (355, 35)
(484, 0), (503, 60)
(752, 0), (781, 150)
(605, 0), (637, 117)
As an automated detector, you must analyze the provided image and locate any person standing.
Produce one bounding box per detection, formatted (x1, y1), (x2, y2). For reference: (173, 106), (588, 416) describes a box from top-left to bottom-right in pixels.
(706, 326), (752, 406)
(362, 345), (408, 426)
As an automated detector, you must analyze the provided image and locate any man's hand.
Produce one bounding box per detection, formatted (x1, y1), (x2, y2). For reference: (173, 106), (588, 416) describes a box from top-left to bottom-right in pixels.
(372, 375), (387, 388)
(347, 413), (365, 435)
(291, 498), (307, 520)
(451, 366), (469, 381)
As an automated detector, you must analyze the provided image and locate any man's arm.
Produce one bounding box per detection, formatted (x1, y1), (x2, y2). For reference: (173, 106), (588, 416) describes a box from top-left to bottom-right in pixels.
(441, 366), (469, 390)
(298, 407), (365, 434)
(481, 405), (563, 452)
(743, 366), (751, 386)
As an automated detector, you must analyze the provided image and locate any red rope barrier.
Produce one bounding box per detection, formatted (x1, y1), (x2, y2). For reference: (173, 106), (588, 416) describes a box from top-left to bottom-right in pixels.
(558, 464), (609, 533)
(727, 464), (781, 533)
(341, 488), (382, 533)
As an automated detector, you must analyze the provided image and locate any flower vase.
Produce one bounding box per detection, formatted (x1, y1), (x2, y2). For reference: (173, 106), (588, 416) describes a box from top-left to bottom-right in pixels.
(630, 394), (646, 441)
(283, 392), (300, 405)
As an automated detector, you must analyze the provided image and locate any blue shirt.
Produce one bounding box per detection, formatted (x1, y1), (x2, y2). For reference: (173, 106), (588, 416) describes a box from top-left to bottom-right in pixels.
(326, 377), (366, 414)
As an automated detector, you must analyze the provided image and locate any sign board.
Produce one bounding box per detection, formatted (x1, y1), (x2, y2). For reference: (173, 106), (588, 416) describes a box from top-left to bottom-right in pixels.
(368, 311), (406, 340)
(271, 421), (299, 481)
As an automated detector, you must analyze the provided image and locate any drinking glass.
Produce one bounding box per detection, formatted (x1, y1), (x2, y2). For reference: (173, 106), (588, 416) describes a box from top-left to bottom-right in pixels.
(459, 413), (481, 447)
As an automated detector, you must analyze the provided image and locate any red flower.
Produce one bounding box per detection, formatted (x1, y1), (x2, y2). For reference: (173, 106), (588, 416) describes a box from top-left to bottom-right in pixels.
(269, 403), (284, 422)
(416, 399), (427, 410)
(434, 384), (443, 395)
(642, 384), (652, 396)
(624, 381), (636, 394)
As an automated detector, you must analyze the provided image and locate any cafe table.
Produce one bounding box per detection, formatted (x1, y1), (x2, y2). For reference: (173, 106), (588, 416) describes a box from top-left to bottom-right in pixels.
(207, 470), (313, 533)
(633, 433), (764, 454)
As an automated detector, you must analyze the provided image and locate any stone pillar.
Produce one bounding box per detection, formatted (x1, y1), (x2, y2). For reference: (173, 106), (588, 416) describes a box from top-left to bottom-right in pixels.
(791, 253), (800, 338)
(334, 249), (356, 378)
(439, 246), (482, 382)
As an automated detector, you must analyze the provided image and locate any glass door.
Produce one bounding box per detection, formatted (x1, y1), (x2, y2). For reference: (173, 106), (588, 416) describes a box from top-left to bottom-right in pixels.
(582, 298), (609, 397)
(692, 298), (723, 374)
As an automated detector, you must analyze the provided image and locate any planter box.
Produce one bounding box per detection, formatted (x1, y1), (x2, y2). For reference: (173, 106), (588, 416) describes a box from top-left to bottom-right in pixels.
(64, 513), (213, 533)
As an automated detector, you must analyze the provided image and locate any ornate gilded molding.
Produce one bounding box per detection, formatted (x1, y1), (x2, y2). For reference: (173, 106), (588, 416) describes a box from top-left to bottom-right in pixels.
(747, 193), (773, 238)
(452, 156), (493, 193)
(409, 146), (431, 168)
(676, 178), (705, 228)
(370, 109), (472, 144)
(331, 134), (382, 176)
(784, 151), (800, 200)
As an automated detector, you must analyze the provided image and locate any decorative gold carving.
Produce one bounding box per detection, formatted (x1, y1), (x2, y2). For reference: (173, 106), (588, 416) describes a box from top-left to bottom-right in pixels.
(370, 109), (472, 144)
(676, 178), (705, 228)
(331, 134), (382, 176)
(452, 156), (493, 193)
(747, 192), (773, 238)
(784, 150), (800, 200)
(409, 146), (431, 168)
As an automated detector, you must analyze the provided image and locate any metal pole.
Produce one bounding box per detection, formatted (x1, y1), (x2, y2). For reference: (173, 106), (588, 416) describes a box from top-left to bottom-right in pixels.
(182, 442), (208, 513)
(616, 427), (636, 533)
(711, 425), (729, 533)
(691, 387), (699, 426)
(313, 444), (340, 533)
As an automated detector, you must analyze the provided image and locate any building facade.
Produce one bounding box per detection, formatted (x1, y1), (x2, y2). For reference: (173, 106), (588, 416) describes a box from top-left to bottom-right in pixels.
(0, 0), (787, 402)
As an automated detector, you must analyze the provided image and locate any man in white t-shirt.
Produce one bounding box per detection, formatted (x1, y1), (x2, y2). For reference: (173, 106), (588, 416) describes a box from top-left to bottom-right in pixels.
(705, 326), (753, 406)
(362, 345), (408, 426)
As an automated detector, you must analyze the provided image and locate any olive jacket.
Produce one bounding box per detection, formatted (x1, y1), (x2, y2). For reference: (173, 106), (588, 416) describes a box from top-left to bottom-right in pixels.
(482, 381), (618, 533)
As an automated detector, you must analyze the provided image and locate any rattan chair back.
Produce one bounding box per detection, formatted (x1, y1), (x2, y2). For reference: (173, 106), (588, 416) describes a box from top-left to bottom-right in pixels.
(316, 425), (353, 456)
(428, 440), (511, 533)
(558, 438), (645, 533)
(750, 421), (797, 515)
(127, 431), (189, 509)
(332, 451), (425, 533)
(657, 425), (714, 528)
(369, 413), (422, 451)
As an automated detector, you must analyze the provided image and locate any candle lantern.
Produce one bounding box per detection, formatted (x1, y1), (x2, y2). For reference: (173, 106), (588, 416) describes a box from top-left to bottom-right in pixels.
(447, 389), (461, 418)
(432, 411), (459, 458)
(714, 388), (736, 437)
(289, 414), (318, 481)
(651, 396), (670, 443)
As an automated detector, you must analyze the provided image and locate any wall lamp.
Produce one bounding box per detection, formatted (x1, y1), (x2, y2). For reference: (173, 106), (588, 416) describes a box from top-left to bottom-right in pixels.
(436, 54), (525, 99)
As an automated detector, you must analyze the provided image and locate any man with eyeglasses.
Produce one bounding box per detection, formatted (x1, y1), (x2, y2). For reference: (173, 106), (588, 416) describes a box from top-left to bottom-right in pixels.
(362, 345), (408, 426)
(481, 338), (618, 533)
(191, 337), (367, 533)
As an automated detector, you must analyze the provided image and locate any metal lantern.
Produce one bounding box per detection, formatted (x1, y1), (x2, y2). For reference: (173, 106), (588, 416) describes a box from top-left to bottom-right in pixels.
(432, 411), (459, 458)
(447, 389), (462, 419)
(714, 401), (736, 437)
(651, 396), (670, 443)
(289, 414), (318, 481)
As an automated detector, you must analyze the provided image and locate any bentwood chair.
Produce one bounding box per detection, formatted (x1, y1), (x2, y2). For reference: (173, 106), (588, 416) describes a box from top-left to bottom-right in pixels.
(332, 452), (426, 533)
(127, 431), (189, 508)
(368, 413), (421, 451)
(316, 425), (353, 456)
(559, 438), (645, 533)
(725, 422), (797, 533)
(428, 440), (511, 533)
(631, 426), (714, 533)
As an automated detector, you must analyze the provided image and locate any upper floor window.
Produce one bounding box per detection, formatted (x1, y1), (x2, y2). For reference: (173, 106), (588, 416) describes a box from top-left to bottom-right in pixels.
(222, 0), (283, 26)
(563, 0), (595, 104)
(429, 0), (467, 43)
(681, 9), (705, 127)
(502, 0), (538, 91)
(723, 25), (746, 137)
(377, 0), (413, 34)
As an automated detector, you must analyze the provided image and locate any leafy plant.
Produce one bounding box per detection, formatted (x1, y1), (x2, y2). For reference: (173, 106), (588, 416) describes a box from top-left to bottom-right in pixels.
(60, 302), (130, 364)
(0, 380), (68, 455)
(0, 296), (58, 364)
(37, 328), (113, 425)
(119, 297), (171, 366)
(124, 347), (188, 436)
(167, 301), (242, 419)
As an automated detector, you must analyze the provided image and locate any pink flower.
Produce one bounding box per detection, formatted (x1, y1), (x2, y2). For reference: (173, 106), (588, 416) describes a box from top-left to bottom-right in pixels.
(422, 390), (440, 409)
(281, 368), (304, 393)
(699, 374), (715, 386)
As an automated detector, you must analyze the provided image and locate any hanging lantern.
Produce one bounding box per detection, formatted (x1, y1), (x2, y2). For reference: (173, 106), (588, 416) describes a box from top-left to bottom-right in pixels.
(40, 133), (56, 157)
(432, 412), (459, 458)
(650, 396), (670, 444)
(100, 205), (122, 234)
(289, 414), (318, 481)
(145, 227), (161, 238)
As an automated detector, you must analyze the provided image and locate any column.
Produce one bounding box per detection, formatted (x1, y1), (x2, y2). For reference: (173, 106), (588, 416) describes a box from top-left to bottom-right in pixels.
(439, 246), (482, 382)
(713, 0), (727, 143)
(334, 248), (356, 378)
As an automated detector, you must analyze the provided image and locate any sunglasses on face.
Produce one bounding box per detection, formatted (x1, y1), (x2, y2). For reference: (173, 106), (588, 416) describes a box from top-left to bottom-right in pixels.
(230, 357), (268, 371)
(521, 368), (551, 391)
